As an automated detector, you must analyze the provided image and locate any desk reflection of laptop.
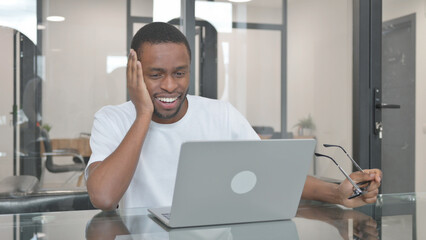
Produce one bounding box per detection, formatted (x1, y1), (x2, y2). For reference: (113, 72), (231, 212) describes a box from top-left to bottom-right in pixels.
(116, 219), (299, 240)
(148, 139), (316, 228)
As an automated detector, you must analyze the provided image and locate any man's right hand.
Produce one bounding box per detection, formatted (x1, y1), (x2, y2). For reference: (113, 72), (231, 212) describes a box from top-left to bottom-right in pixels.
(87, 49), (154, 210)
(127, 49), (154, 118)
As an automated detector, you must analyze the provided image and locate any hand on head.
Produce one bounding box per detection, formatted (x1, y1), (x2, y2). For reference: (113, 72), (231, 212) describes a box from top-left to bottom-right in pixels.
(127, 49), (154, 118)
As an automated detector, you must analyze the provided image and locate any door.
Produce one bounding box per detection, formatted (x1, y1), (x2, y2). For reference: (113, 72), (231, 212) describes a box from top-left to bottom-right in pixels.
(0, 28), (41, 180)
(355, 1), (417, 194)
(381, 14), (415, 193)
(18, 32), (41, 179)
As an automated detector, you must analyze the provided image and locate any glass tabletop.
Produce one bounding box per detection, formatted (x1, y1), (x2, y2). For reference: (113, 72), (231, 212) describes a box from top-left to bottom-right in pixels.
(0, 192), (424, 239)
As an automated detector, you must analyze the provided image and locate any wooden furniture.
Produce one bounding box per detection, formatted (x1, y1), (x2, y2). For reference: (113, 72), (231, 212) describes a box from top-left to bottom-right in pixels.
(51, 137), (91, 158)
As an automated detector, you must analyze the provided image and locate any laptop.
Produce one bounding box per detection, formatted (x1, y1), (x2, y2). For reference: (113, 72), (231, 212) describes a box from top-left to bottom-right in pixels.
(148, 139), (316, 228)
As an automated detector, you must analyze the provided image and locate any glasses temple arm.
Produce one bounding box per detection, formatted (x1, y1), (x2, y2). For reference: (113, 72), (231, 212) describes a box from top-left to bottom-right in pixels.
(344, 152), (364, 172)
(323, 144), (364, 172)
(315, 153), (363, 193)
(336, 166), (363, 193)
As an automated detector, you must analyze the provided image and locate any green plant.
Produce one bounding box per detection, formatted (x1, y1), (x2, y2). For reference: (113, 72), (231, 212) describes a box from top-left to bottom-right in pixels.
(41, 123), (52, 132)
(294, 114), (316, 130)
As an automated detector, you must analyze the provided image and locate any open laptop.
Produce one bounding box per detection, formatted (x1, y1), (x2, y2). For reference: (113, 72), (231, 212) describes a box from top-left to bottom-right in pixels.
(148, 139), (316, 228)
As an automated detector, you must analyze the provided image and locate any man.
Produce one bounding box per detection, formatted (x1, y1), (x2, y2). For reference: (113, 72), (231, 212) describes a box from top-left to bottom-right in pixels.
(86, 22), (382, 211)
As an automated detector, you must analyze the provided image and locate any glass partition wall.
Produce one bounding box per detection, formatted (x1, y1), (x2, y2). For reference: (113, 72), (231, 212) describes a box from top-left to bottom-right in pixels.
(0, 0), (353, 196)
(3, 0), (423, 209)
(288, 0), (353, 180)
(0, 0), (130, 190)
(0, 0), (289, 191)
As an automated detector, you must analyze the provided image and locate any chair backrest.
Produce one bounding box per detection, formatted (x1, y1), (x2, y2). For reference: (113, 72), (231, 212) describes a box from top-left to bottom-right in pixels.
(39, 128), (85, 173)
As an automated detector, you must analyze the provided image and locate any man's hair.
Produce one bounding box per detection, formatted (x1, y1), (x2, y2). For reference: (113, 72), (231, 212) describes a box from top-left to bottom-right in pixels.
(131, 22), (191, 61)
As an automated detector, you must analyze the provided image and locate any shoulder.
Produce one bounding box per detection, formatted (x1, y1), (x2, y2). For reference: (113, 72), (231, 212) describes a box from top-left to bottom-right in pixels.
(94, 101), (135, 120)
(95, 101), (136, 125)
(187, 95), (232, 111)
(186, 95), (245, 123)
(91, 101), (136, 140)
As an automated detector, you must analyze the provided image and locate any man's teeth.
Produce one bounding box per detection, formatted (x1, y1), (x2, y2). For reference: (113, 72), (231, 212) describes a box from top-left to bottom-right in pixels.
(158, 97), (178, 103)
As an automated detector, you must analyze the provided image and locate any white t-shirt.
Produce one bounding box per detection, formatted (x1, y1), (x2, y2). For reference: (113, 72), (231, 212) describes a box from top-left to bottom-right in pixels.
(86, 95), (259, 209)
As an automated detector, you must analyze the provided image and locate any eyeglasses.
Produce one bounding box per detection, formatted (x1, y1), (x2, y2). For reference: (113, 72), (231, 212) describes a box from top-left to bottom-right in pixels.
(315, 144), (371, 199)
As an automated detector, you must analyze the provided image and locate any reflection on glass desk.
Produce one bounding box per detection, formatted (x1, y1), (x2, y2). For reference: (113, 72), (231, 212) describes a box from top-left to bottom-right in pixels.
(0, 192), (424, 239)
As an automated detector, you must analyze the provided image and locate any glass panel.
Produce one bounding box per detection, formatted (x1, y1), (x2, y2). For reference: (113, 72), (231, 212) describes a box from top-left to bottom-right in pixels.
(0, 0), (153, 202)
(197, 0), (283, 25)
(131, 0), (153, 17)
(195, 0), (282, 138)
(218, 29), (281, 133)
(288, 0), (353, 179)
(0, 193), (424, 239)
(38, 0), (128, 188)
(382, 0), (422, 194)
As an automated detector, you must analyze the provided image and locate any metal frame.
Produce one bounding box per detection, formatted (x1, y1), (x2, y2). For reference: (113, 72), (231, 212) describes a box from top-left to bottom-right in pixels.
(370, 0), (383, 170)
(352, 0), (384, 230)
(352, 0), (382, 170)
(181, 0), (196, 95)
(13, 31), (18, 176)
(281, 0), (288, 138)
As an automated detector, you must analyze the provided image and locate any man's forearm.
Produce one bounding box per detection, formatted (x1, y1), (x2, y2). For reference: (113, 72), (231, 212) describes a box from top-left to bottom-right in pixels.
(87, 114), (151, 210)
(301, 176), (341, 204)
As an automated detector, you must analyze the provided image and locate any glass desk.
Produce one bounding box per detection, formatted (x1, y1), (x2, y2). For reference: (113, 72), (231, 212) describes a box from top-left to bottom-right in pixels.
(0, 192), (424, 239)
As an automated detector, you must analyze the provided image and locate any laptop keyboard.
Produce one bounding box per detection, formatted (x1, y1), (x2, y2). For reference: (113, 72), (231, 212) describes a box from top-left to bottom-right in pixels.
(162, 213), (171, 220)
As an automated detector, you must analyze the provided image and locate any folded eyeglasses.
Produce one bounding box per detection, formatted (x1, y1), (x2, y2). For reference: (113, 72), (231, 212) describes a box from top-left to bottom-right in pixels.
(315, 144), (371, 199)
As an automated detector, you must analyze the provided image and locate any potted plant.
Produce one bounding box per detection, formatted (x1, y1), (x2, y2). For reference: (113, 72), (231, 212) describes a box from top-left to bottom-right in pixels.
(294, 114), (316, 136)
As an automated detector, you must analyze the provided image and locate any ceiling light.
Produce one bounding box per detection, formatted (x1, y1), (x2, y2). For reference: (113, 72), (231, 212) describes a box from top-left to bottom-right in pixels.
(46, 16), (65, 22)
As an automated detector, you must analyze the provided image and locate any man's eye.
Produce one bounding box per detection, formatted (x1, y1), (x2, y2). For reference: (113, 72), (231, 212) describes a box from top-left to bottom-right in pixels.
(175, 72), (185, 78)
(150, 74), (162, 79)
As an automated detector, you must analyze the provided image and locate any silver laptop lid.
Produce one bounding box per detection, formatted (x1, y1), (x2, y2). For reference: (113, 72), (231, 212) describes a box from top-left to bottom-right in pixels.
(168, 139), (316, 227)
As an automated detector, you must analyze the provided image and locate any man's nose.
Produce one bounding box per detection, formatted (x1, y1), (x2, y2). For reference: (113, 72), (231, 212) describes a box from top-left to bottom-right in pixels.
(160, 74), (178, 93)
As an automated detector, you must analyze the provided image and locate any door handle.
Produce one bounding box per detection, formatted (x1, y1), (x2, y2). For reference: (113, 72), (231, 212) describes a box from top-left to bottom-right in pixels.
(375, 103), (401, 109)
(373, 88), (401, 139)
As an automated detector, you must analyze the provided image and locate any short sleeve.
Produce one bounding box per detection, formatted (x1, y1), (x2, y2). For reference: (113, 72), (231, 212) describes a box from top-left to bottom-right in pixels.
(85, 109), (125, 179)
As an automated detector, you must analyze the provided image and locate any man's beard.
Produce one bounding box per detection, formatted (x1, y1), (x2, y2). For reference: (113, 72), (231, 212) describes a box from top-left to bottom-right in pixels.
(153, 89), (188, 120)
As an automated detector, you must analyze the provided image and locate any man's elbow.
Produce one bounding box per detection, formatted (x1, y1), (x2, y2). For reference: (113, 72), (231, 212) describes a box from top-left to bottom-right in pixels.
(88, 191), (118, 211)
(87, 181), (119, 211)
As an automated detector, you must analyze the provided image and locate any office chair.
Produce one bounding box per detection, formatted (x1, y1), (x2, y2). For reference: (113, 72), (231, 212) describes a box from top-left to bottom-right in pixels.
(20, 77), (85, 174)
(0, 77), (91, 214)
(40, 128), (86, 173)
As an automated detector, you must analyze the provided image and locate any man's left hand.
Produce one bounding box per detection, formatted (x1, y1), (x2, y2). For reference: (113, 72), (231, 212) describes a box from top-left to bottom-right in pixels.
(338, 169), (382, 208)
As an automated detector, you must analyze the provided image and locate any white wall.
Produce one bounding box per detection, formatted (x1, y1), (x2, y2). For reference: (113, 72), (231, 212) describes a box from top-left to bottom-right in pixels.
(0, 27), (14, 179)
(287, 0), (353, 179)
(36, 0), (128, 186)
(217, 29), (282, 132)
(41, 0), (127, 139)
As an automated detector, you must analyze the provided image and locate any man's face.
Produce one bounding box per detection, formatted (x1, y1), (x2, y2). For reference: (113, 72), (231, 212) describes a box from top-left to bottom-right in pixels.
(138, 42), (190, 124)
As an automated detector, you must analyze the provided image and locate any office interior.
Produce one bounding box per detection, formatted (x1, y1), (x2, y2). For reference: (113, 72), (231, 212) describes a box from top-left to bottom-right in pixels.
(0, 0), (425, 236)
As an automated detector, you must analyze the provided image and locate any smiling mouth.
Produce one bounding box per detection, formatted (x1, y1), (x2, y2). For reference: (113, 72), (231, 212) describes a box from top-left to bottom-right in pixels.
(157, 97), (178, 103)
